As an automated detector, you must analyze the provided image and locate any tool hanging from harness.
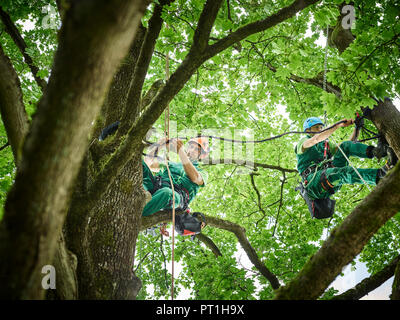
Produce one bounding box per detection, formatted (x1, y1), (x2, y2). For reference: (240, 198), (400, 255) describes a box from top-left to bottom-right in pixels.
(175, 211), (206, 236)
(295, 139), (336, 219)
(148, 173), (191, 212)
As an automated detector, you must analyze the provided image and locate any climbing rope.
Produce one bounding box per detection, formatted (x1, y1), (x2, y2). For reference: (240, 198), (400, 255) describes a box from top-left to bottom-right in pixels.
(142, 120), (349, 155)
(162, 35), (177, 301)
(330, 136), (373, 192)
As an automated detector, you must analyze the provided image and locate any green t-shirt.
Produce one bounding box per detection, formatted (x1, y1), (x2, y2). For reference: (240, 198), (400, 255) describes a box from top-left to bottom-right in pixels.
(295, 135), (337, 174)
(158, 161), (208, 202)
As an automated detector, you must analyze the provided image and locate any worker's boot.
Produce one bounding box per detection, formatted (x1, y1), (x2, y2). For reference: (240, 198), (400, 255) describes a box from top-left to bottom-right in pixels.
(371, 138), (388, 160)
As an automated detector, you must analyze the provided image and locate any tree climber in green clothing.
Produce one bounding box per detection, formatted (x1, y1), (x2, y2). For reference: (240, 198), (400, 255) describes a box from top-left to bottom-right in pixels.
(295, 116), (397, 219)
(142, 136), (209, 219)
(98, 121), (209, 234)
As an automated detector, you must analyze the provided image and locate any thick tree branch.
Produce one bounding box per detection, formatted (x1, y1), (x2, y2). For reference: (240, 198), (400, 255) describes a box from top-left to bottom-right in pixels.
(206, 0), (321, 59)
(392, 259), (400, 300)
(191, 0), (223, 53)
(202, 157), (298, 173)
(328, 3), (355, 54)
(50, 233), (78, 300)
(0, 44), (29, 164)
(264, 61), (342, 98)
(0, 6), (47, 90)
(100, 24), (147, 128)
(0, 0), (150, 300)
(272, 172), (286, 237)
(140, 211), (281, 290)
(274, 163), (400, 300)
(122, 0), (173, 131)
(332, 255), (400, 300)
(140, 79), (165, 111)
(368, 98), (400, 160)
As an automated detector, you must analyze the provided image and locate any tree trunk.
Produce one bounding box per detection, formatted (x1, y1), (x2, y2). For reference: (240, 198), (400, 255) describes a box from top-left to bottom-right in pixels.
(47, 233), (78, 300)
(391, 259), (400, 300)
(368, 98), (400, 159)
(66, 153), (145, 299)
(0, 0), (149, 300)
(0, 45), (29, 164)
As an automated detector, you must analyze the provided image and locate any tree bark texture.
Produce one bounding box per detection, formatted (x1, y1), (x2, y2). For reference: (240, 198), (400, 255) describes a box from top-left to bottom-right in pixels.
(0, 0), (149, 299)
(0, 6), (47, 90)
(391, 259), (400, 300)
(0, 45), (29, 164)
(66, 153), (145, 299)
(48, 233), (78, 300)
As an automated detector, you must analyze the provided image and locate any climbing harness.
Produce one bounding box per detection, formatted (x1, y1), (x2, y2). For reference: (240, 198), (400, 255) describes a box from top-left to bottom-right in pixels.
(296, 140), (336, 219)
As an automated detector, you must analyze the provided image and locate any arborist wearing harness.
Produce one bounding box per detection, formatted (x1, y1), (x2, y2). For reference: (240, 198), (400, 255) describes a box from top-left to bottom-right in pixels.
(142, 136), (209, 217)
(295, 116), (397, 219)
(98, 121), (209, 232)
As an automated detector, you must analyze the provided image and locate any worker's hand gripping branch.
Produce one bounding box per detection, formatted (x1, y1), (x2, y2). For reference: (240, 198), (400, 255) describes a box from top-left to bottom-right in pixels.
(302, 119), (353, 152)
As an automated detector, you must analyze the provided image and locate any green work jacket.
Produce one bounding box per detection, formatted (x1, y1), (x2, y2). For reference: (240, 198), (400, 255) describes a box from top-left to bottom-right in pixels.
(295, 135), (337, 174)
(159, 161), (208, 203)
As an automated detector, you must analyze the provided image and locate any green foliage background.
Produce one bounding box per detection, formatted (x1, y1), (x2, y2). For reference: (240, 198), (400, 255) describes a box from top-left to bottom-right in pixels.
(1, 0), (399, 299)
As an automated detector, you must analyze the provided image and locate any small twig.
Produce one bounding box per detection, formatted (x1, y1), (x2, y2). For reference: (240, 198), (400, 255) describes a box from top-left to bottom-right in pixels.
(272, 172), (286, 237)
(159, 233), (170, 290)
(0, 141), (10, 151)
(134, 251), (151, 272)
(249, 172), (266, 224)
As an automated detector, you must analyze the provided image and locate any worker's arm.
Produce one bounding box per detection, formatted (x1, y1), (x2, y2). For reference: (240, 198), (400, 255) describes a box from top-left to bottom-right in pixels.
(349, 125), (359, 142)
(144, 137), (168, 172)
(171, 139), (204, 186)
(301, 119), (354, 152)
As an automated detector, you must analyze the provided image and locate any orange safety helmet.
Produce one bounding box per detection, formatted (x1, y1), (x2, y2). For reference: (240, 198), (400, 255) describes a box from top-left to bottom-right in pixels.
(188, 136), (210, 159)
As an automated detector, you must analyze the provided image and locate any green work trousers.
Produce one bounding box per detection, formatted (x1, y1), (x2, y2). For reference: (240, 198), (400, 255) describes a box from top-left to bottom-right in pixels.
(305, 141), (378, 200)
(142, 161), (182, 217)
